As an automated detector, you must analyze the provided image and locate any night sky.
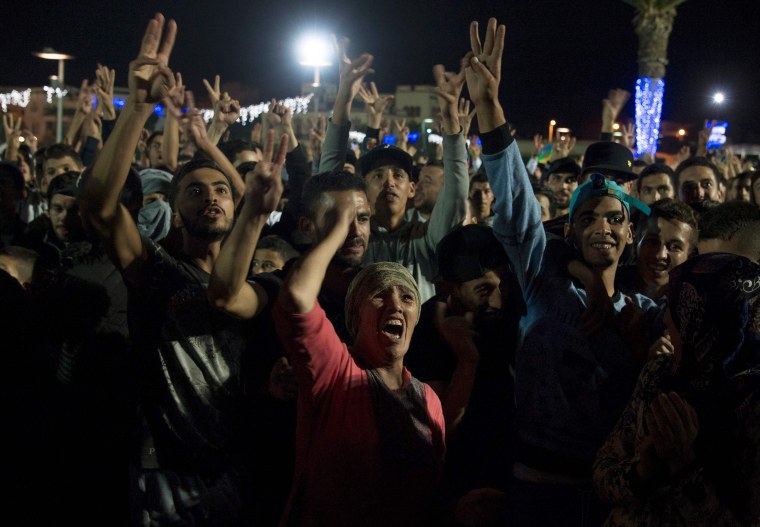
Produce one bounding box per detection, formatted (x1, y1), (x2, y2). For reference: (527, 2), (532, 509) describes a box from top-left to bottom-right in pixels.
(3, 0), (758, 144)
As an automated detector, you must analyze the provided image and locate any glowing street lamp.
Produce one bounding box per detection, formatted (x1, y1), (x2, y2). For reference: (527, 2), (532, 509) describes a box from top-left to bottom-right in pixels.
(712, 92), (725, 104)
(548, 119), (556, 141)
(33, 47), (74, 143)
(296, 33), (333, 88)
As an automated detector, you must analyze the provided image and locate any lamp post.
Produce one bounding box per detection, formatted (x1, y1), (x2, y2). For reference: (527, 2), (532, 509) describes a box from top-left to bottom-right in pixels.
(33, 48), (74, 143)
(548, 119), (556, 142)
(296, 33), (333, 119)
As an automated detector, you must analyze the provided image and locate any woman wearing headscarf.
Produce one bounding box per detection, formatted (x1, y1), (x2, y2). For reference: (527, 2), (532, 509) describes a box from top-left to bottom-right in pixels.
(273, 190), (445, 527)
(593, 252), (760, 526)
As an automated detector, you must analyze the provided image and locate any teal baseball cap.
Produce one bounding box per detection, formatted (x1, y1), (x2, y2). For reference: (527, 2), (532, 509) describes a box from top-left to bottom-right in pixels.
(568, 173), (651, 221)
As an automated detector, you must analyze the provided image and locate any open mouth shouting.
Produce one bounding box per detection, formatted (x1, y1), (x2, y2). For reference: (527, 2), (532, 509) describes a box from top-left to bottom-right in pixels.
(199, 205), (224, 219)
(380, 318), (404, 340)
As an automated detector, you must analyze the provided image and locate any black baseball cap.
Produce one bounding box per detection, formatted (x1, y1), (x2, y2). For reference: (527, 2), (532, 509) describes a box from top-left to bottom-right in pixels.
(357, 145), (413, 177)
(581, 141), (637, 182)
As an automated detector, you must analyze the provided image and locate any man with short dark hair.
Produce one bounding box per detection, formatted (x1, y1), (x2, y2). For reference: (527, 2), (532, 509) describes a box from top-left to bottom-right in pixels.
(40, 143), (83, 194)
(726, 170), (754, 202)
(636, 162), (676, 205)
(542, 157), (580, 217)
(411, 160), (445, 222)
(469, 171), (495, 225)
(532, 184), (557, 222)
(317, 41), (469, 303)
(405, 223), (524, 525)
(697, 200), (760, 262)
(79, 15), (282, 524)
(616, 198), (698, 301)
(675, 156), (724, 209)
(463, 18), (661, 525)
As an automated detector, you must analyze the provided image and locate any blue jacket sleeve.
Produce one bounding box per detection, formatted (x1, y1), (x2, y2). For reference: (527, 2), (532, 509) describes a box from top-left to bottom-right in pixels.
(481, 124), (546, 298)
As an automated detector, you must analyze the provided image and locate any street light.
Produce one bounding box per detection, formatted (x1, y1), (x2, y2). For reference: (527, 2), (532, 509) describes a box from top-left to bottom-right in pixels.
(548, 119), (556, 142)
(34, 47), (74, 143)
(713, 92), (725, 104)
(296, 33), (333, 88)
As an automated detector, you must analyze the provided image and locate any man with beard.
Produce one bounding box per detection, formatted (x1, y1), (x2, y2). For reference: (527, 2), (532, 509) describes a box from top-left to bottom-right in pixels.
(540, 157), (580, 238)
(79, 14), (286, 524)
(297, 170), (371, 341)
(404, 223), (524, 526)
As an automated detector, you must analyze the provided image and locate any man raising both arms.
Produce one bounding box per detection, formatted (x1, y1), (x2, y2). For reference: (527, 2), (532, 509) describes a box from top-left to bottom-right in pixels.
(79, 14), (287, 524)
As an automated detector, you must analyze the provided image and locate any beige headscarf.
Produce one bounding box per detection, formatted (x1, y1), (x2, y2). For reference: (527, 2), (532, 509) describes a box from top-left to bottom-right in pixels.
(344, 262), (421, 341)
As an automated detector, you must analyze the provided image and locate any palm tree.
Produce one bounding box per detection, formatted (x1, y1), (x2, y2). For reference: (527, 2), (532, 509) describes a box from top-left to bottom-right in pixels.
(623, 0), (687, 157)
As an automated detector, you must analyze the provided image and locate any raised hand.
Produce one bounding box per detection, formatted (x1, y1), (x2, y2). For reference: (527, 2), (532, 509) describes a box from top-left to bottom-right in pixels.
(433, 63), (465, 135)
(79, 90), (95, 115)
(674, 144), (691, 168)
(214, 92), (241, 126)
(94, 64), (116, 120)
(533, 133), (545, 155)
(265, 98), (297, 151)
(265, 98), (291, 129)
(392, 118), (407, 137)
(464, 18), (506, 107)
(602, 89), (631, 132)
(186, 108), (210, 147)
(726, 147), (743, 180)
(622, 122), (635, 150)
(696, 120), (714, 157)
(358, 81), (393, 128)
(245, 129), (288, 216)
(129, 13), (177, 108)
(458, 98), (476, 138)
(202, 74), (222, 106)
(335, 36), (374, 102)
(308, 113), (326, 159)
(2, 113), (22, 143)
(162, 72), (186, 119)
(551, 135), (576, 160)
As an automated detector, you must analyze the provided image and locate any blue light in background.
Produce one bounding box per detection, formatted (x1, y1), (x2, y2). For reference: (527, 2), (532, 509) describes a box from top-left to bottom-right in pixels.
(383, 134), (396, 145)
(113, 98), (126, 109)
(634, 77), (665, 158)
(154, 103), (165, 118)
(407, 132), (419, 143)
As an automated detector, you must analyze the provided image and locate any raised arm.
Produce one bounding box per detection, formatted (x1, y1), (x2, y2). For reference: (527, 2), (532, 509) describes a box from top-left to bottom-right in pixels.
(207, 130), (287, 319)
(466, 18), (544, 293)
(203, 75), (242, 146)
(318, 37), (374, 174)
(423, 62), (469, 246)
(79, 13), (176, 279)
(160, 72), (184, 172)
(277, 192), (359, 314)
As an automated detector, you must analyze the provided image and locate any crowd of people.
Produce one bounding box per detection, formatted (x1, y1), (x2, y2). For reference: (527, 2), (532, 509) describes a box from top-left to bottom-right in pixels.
(2, 12), (760, 527)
